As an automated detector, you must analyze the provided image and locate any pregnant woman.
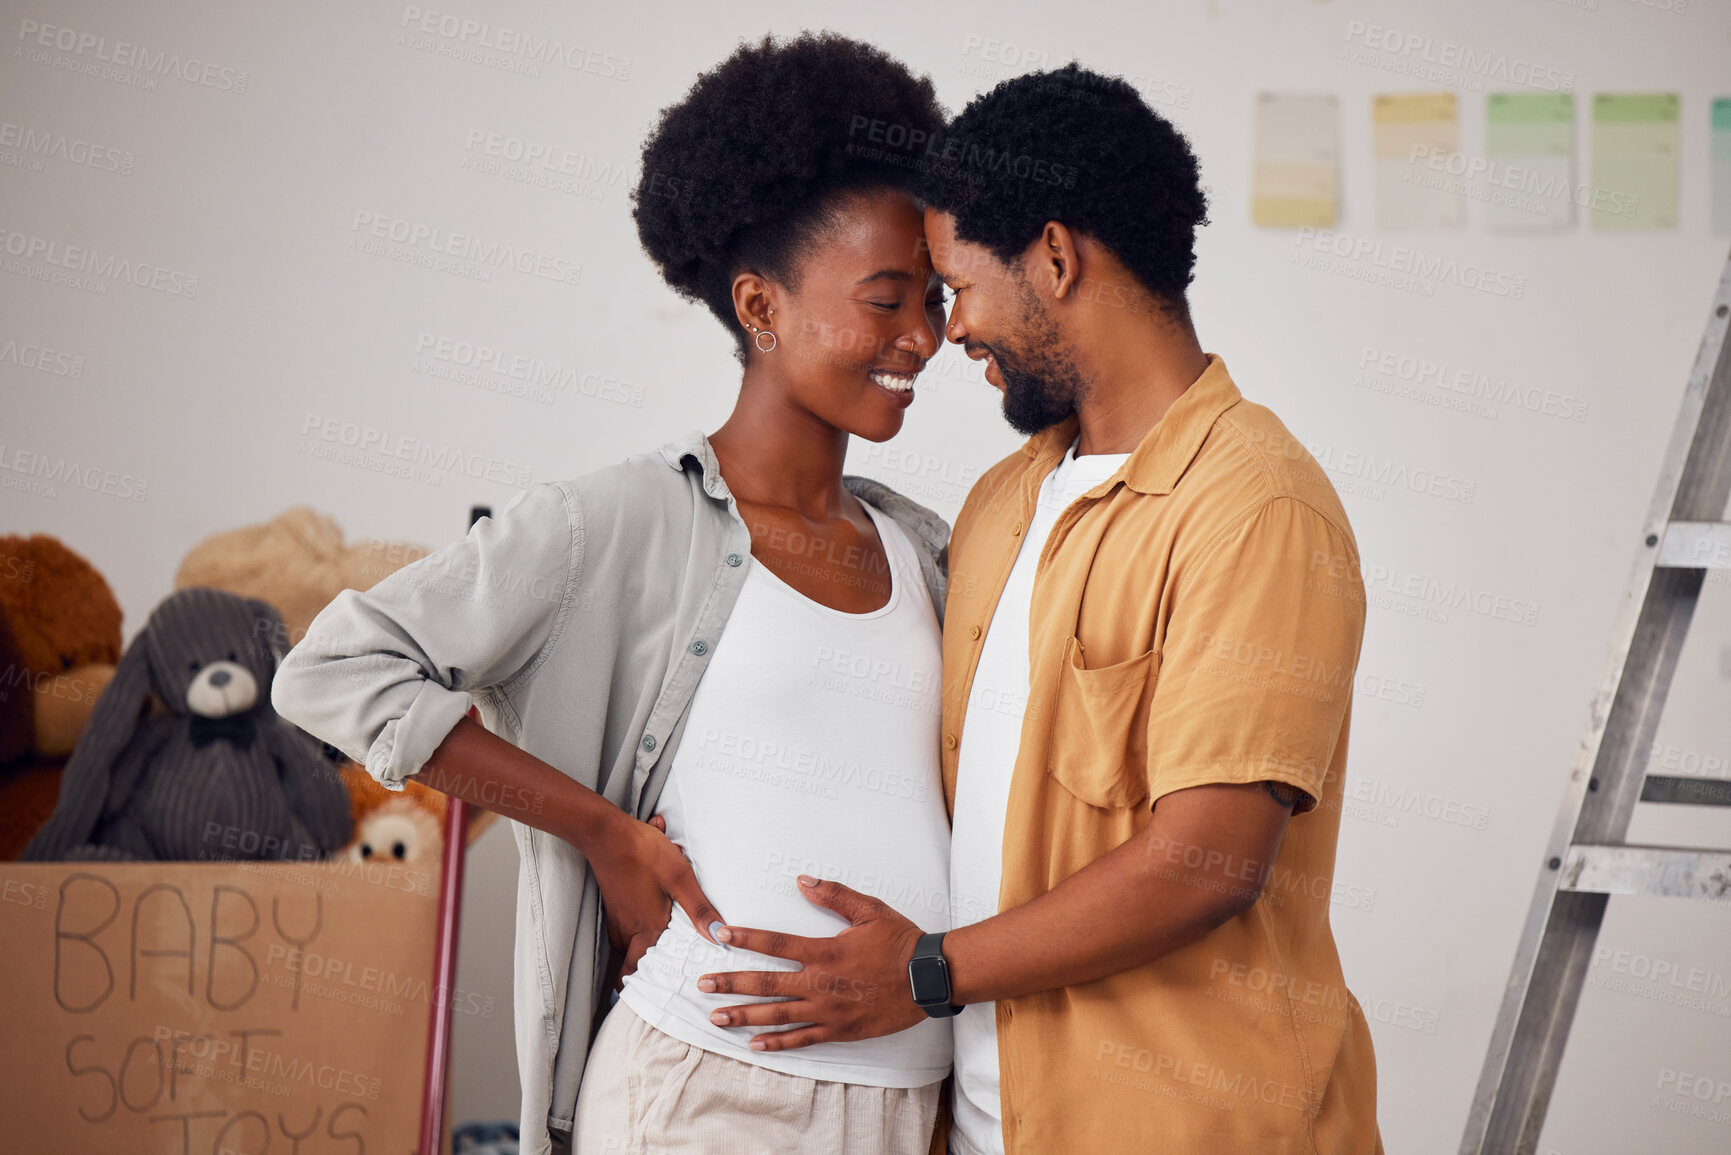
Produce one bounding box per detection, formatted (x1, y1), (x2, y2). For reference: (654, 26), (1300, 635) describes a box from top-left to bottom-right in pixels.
(272, 32), (955, 1155)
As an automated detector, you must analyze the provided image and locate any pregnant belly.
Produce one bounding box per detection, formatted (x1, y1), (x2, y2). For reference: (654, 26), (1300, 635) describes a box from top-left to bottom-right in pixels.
(616, 827), (953, 1082)
(621, 906), (952, 1086)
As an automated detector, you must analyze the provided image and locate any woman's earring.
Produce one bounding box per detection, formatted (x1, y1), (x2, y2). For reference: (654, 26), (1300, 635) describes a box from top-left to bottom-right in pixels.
(755, 329), (777, 352)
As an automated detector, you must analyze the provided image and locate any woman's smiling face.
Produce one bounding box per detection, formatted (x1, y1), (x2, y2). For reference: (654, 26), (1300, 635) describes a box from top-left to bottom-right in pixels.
(744, 187), (948, 443)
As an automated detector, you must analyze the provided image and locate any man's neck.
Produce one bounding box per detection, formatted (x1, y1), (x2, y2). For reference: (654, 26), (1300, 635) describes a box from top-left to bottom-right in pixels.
(1071, 318), (1211, 457)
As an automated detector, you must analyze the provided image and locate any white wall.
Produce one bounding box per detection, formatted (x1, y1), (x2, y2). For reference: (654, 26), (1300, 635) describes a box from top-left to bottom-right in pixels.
(5, 0), (1730, 1149)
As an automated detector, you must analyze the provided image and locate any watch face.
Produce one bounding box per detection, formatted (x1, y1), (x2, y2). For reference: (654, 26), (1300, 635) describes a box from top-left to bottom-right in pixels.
(909, 955), (948, 1004)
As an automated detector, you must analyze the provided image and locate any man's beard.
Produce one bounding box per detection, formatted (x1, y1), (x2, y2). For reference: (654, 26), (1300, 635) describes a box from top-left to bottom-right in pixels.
(975, 292), (1088, 437)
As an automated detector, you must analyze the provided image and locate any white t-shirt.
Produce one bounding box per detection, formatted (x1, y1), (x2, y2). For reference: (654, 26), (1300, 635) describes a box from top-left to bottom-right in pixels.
(948, 438), (1132, 1154)
(618, 498), (954, 1087)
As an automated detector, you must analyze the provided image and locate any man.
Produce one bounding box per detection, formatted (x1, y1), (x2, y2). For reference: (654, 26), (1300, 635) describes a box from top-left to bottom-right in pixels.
(698, 63), (1382, 1153)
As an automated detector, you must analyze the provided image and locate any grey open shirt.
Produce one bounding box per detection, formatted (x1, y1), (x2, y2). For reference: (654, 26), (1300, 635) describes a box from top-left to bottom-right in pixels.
(270, 430), (950, 1154)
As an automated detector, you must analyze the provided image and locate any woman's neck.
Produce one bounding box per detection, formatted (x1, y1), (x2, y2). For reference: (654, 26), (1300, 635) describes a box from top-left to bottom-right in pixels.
(709, 373), (852, 521)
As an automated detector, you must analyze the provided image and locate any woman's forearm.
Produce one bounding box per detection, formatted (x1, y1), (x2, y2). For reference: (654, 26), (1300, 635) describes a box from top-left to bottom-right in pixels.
(416, 715), (728, 944)
(409, 714), (625, 855)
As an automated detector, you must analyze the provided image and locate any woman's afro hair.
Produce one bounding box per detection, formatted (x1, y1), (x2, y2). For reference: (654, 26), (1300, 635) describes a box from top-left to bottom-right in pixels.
(918, 62), (1209, 313)
(631, 31), (944, 357)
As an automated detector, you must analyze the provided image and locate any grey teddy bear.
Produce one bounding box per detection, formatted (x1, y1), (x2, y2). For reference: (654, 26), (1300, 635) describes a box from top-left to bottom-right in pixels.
(22, 586), (353, 862)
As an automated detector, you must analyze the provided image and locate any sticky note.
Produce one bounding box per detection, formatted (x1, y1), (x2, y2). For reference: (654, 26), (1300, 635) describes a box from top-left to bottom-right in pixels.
(1374, 92), (1463, 229)
(1712, 97), (1731, 235)
(1591, 93), (1678, 230)
(1485, 92), (1574, 232)
(1252, 93), (1338, 228)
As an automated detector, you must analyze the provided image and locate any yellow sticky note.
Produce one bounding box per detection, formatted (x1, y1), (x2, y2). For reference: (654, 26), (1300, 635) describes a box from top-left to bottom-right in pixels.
(1374, 92), (1463, 229)
(1253, 93), (1338, 228)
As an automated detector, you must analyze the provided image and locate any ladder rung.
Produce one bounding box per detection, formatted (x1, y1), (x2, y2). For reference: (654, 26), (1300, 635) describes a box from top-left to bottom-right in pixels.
(1641, 775), (1731, 806)
(1560, 844), (1731, 899)
(1658, 521), (1731, 568)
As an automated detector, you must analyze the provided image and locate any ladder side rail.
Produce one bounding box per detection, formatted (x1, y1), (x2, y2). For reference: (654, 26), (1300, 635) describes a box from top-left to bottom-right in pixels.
(1665, 284), (1731, 525)
(1460, 249), (1731, 1154)
(1473, 569), (1705, 1155)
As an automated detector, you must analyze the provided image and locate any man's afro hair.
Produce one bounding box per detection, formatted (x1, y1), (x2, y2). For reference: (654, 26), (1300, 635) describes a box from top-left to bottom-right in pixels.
(919, 62), (1209, 312)
(632, 32), (944, 357)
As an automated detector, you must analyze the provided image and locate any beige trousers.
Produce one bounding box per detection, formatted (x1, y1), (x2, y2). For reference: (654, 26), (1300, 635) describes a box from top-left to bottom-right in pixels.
(567, 998), (942, 1154)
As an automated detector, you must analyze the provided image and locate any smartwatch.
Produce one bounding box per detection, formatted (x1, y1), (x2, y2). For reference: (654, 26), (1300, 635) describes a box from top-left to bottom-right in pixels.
(907, 931), (964, 1018)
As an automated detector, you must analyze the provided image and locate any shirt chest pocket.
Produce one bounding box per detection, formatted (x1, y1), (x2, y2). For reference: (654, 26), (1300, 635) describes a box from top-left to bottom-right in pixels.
(1044, 634), (1160, 810)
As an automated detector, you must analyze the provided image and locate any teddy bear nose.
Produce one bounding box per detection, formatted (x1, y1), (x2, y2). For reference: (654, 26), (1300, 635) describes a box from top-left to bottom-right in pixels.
(210, 669), (231, 687)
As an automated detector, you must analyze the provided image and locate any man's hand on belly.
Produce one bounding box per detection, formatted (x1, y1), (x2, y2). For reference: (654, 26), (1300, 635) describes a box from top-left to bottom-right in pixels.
(699, 779), (1297, 1037)
(695, 877), (926, 1051)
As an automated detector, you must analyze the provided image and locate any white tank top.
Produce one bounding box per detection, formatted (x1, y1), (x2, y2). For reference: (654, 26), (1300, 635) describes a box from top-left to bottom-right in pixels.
(617, 497), (953, 1087)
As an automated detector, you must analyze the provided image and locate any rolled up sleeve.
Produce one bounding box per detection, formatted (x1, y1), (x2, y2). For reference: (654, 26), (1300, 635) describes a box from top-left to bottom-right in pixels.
(1144, 495), (1366, 813)
(270, 481), (578, 791)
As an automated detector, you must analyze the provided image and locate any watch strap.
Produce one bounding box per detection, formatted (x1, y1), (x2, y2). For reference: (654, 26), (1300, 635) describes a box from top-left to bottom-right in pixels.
(908, 930), (963, 1018)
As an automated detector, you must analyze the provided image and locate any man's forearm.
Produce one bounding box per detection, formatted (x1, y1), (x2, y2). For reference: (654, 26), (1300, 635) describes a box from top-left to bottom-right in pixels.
(944, 781), (1291, 1005)
(943, 829), (1237, 1005)
(411, 714), (624, 855)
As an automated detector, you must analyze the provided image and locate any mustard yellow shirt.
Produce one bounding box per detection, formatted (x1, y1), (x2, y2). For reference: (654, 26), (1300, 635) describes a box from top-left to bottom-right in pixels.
(936, 353), (1383, 1154)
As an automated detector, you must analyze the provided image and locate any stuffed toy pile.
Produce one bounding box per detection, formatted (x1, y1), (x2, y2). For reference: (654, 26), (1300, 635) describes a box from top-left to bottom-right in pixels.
(21, 587), (352, 861)
(9, 505), (497, 863)
(173, 506), (498, 858)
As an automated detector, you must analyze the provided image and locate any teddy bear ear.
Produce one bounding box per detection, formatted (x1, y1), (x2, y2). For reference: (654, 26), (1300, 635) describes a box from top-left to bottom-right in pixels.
(20, 627), (153, 860)
(243, 597), (290, 667)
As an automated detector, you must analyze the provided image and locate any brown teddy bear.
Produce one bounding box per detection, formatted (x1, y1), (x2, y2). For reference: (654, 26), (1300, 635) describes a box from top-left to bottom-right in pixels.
(343, 771), (451, 871)
(173, 507), (497, 854)
(0, 535), (124, 859)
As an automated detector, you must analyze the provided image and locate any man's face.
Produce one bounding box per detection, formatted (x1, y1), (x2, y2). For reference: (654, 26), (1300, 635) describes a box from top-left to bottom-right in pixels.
(924, 207), (1088, 437)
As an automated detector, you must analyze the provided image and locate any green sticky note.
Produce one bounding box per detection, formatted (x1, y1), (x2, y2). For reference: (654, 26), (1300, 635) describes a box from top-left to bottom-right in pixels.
(1712, 97), (1731, 235)
(1487, 93), (1574, 231)
(1592, 93), (1678, 230)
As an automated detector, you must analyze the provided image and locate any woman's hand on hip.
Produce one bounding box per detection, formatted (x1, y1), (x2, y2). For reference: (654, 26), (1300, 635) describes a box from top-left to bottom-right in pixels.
(590, 811), (725, 988)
